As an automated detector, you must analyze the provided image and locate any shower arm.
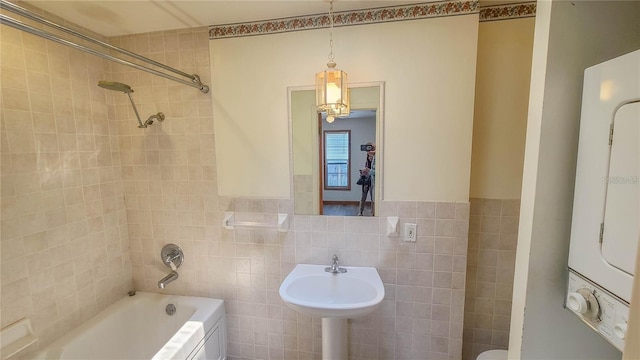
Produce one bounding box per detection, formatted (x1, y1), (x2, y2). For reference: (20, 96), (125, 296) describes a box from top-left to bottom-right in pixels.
(126, 93), (147, 128)
(0, 1), (209, 93)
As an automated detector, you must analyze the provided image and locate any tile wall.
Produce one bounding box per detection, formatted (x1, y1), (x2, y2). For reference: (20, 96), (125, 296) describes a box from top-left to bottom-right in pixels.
(105, 26), (215, 295)
(284, 202), (470, 360)
(0, 6), (131, 350)
(109, 27), (470, 360)
(2, 12), (472, 360)
(130, 198), (470, 360)
(293, 175), (313, 215)
(462, 199), (519, 360)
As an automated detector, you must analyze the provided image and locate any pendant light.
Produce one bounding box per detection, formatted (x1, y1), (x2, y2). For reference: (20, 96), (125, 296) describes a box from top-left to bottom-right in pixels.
(316, 0), (349, 122)
(325, 88), (350, 123)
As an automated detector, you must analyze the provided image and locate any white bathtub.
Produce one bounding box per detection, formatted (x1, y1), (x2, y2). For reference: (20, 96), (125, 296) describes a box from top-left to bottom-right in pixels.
(31, 292), (226, 360)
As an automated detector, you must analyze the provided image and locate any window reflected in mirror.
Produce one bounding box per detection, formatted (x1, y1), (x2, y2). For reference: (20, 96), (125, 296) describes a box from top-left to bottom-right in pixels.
(324, 130), (351, 190)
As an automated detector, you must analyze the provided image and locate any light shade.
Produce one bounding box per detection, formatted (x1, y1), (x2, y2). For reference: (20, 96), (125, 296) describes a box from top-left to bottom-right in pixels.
(326, 88), (350, 119)
(316, 63), (349, 115)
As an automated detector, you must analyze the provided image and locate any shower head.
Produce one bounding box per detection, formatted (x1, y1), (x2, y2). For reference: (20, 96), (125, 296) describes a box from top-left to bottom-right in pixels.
(98, 80), (133, 94)
(97, 80), (165, 129)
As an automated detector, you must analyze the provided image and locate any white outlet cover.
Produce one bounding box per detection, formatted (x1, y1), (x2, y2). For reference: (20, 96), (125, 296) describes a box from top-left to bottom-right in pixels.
(404, 223), (417, 242)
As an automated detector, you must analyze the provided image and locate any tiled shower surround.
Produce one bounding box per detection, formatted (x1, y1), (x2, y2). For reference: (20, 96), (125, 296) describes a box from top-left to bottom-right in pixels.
(0, 10), (132, 348)
(462, 199), (520, 360)
(1, 10), (470, 360)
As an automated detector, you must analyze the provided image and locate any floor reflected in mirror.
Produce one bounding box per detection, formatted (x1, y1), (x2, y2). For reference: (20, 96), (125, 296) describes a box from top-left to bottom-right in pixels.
(322, 203), (374, 216)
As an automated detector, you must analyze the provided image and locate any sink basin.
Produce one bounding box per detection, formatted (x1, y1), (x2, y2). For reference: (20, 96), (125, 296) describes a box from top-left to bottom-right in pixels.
(279, 264), (385, 318)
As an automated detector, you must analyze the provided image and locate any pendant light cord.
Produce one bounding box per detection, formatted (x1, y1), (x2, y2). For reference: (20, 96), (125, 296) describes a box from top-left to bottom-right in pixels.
(327, 0), (335, 65)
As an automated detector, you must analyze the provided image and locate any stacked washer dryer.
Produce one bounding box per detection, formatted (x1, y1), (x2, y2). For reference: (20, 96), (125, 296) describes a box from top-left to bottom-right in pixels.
(567, 49), (639, 352)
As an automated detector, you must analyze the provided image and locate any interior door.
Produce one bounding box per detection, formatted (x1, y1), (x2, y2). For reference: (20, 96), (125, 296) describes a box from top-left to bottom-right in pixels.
(601, 101), (640, 276)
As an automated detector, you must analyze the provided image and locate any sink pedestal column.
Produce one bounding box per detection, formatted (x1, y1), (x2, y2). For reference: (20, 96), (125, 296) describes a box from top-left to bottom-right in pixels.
(322, 318), (348, 360)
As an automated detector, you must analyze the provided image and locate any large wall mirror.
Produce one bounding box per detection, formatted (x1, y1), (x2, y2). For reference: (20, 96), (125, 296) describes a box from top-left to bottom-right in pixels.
(290, 82), (384, 216)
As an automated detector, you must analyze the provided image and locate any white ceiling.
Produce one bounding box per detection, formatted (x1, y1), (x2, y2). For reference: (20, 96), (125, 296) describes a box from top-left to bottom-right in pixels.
(22, 1), (429, 37)
(20, 0), (521, 37)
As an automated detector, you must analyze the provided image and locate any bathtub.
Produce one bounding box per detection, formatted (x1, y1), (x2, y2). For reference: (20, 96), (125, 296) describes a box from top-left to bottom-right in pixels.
(31, 292), (226, 360)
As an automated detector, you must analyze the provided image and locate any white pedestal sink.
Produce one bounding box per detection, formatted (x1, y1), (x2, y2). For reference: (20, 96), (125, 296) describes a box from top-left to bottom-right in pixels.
(279, 264), (385, 360)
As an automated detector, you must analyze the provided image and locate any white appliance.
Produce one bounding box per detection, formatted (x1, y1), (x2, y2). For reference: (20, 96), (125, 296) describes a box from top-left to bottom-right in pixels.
(567, 49), (639, 352)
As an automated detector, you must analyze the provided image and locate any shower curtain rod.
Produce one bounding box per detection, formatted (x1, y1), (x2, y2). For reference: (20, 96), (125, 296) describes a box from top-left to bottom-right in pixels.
(0, 0), (209, 93)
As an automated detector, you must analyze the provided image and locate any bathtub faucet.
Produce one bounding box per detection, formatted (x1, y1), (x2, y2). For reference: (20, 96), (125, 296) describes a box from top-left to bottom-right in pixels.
(163, 250), (182, 269)
(158, 271), (179, 289)
(159, 244), (183, 288)
(161, 244), (184, 271)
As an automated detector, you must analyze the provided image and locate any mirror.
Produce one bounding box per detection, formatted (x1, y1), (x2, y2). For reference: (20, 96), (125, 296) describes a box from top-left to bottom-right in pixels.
(290, 83), (384, 216)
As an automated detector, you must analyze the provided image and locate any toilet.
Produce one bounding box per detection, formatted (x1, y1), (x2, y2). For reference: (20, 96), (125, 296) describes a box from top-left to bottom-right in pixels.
(477, 349), (508, 360)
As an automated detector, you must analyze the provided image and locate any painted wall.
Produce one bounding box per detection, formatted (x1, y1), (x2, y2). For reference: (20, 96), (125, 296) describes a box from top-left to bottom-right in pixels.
(463, 17), (534, 360)
(469, 18), (534, 200)
(291, 90), (315, 177)
(211, 15), (479, 202)
(291, 90), (317, 214)
(510, 1), (640, 359)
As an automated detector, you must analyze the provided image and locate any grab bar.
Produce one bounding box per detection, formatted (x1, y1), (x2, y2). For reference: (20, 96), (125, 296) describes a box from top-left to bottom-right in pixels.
(222, 212), (289, 232)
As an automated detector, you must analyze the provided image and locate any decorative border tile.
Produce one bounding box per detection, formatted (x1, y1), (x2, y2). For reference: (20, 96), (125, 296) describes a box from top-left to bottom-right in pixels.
(479, 2), (536, 22)
(209, 0), (478, 39)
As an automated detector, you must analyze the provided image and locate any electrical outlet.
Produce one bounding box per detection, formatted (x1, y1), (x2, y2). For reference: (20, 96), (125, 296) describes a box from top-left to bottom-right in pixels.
(404, 223), (417, 242)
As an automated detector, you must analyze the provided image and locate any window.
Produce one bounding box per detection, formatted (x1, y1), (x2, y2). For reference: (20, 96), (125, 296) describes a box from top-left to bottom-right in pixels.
(324, 130), (351, 190)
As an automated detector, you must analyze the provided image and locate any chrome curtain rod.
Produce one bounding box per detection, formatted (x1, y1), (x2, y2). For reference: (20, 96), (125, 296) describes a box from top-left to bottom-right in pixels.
(0, 0), (209, 93)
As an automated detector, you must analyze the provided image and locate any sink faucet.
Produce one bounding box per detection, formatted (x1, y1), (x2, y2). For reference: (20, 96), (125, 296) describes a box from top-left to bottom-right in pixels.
(325, 255), (347, 274)
(158, 271), (179, 289)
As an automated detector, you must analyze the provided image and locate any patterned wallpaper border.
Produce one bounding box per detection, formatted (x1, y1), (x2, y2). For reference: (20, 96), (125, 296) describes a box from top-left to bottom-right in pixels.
(479, 2), (536, 22)
(209, 0), (478, 39)
(209, 1), (537, 39)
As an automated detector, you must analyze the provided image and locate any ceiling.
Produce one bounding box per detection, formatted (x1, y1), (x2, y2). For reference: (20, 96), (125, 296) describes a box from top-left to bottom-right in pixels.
(22, 1), (433, 37)
(20, 0), (520, 37)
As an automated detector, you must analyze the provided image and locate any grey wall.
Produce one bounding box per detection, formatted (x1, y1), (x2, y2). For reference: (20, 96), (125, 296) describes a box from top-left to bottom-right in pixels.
(521, 1), (640, 359)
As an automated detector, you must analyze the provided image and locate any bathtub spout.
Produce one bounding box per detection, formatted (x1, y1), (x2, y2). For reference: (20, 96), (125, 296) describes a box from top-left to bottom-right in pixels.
(158, 271), (179, 289)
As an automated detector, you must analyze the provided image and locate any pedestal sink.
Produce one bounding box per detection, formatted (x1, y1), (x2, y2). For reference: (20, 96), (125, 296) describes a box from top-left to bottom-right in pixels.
(279, 263), (385, 360)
